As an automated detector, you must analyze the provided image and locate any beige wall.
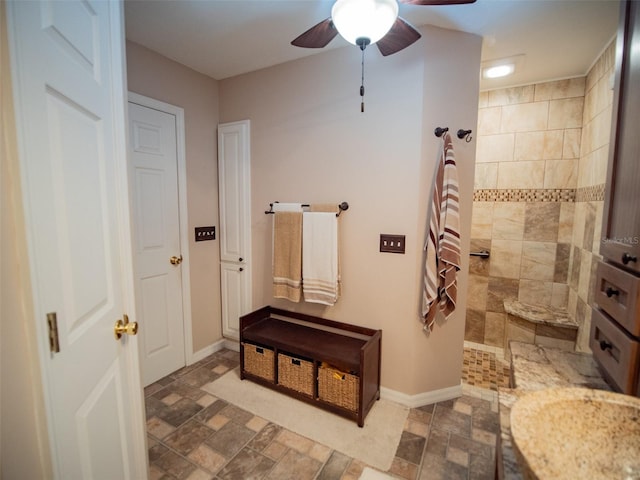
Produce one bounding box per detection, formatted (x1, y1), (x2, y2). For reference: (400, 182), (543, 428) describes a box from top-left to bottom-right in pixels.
(468, 39), (615, 352)
(219, 25), (481, 395)
(126, 41), (222, 353)
(1, 2), (53, 476)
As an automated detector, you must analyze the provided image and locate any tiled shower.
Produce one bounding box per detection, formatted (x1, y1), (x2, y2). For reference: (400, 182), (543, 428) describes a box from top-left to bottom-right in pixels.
(466, 40), (616, 353)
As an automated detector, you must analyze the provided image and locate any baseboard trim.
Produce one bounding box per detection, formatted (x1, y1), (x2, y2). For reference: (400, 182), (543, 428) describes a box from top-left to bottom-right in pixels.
(380, 383), (463, 408)
(189, 339), (226, 365)
(188, 338), (240, 365)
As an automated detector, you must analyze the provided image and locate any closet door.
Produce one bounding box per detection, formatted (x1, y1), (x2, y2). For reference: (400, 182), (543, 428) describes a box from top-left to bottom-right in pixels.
(218, 120), (251, 339)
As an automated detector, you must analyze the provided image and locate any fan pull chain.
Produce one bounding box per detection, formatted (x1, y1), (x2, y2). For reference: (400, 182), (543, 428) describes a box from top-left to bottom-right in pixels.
(360, 45), (365, 113)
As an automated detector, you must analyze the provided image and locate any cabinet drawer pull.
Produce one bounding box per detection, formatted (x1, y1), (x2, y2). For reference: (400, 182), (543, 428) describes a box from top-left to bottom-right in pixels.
(291, 358), (301, 366)
(622, 253), (637, 265)
(605, 287), (620, 298)
(599, 340), (613, 352)
(256, 347), (264, 354)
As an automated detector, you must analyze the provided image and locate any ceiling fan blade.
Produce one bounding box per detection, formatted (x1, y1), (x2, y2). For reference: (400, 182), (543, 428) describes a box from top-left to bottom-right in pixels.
(376, 17), (421, 56)
(399, 0), (476, 5)
(291, 18), (339, 48)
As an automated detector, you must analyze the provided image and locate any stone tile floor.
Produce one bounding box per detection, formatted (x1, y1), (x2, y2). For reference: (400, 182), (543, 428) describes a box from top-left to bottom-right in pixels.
(145, 348), (500, 480)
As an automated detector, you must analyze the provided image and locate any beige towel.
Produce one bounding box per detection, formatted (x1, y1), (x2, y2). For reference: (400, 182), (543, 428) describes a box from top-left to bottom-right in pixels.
(310, 203), (338, 213)
(302, 212), (339, 306)
(422, 132), (461, 331)
(273, 211), (303, 302)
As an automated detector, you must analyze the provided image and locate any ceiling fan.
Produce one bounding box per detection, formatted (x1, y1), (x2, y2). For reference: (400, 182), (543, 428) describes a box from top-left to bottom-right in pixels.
(291, 0), (477, 57)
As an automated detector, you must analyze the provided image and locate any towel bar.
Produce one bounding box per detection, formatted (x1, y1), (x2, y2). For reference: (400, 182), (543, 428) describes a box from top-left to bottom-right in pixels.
(265, 201), (349, 217)
(470, 250), (490, 259)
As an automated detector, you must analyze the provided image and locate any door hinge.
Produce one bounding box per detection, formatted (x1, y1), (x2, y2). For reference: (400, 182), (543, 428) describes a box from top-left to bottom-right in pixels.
(47, 312), (60, 353)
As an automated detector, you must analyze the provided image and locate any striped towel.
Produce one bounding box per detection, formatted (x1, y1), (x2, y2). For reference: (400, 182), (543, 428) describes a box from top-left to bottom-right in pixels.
(422, 132), (461, 331)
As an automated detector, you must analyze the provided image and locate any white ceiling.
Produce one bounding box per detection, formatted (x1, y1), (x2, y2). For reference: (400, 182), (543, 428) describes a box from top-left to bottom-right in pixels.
(124, 0), (620, 90)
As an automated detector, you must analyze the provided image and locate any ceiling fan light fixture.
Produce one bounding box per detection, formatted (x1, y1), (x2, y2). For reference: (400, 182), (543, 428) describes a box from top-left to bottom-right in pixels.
(331, 0), (399, 46)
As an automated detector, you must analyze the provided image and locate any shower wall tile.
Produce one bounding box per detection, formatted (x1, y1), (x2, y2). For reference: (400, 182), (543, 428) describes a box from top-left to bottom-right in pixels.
(543, 159), (578, 189)
(570, 246), (581, 290)
(534, 77), (586, 101)
(471, 203), (494, 239)
(550, 283), (569, 308)
(469, 239), (491, 276)
(571, 202), (586, 249)
(486, 277), (520, 313)
(524, 203), (560, 242)
(518, 279), (553, 305)
(548, 97), (584, 129)
(558, 203), (575, 243)
(592, 201), (604, 252)
(578, 249), (592, 301)
(520, 241), (557, 281)
(543, 130), (564, 160)
(514, 131), (545, 161)
(583, 202), (596, 249)
(467, 275), (489, 311)
(489, 239), (522, 279)
(477, 107), (502, 135)
(474, 163), (499, 190)
(554, 243), (571, 283)
(492, 203), (525, 240)
(484, 313), (506, 347)
(465, 309), (485, 344)
(496, 161), (545, 189)
(487, 85), (534, 106)
(500, 102), (549, 133)
(562, 129), (581, 159)
(475, 134), (515, 163)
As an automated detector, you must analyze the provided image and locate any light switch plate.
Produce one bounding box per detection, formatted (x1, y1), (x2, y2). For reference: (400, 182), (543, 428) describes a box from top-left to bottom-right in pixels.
(195, 226), (215, 242)
(380, 234), (405, 254)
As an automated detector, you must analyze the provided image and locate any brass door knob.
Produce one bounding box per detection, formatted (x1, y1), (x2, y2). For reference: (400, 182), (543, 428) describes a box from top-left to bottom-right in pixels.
(114, 314), (138, 340)
(170, 255), (183, 265)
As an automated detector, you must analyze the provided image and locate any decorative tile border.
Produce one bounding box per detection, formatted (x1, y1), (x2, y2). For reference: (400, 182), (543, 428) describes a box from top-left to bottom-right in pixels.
(575, 183), (606, 202)
(473, 188), (576, 202)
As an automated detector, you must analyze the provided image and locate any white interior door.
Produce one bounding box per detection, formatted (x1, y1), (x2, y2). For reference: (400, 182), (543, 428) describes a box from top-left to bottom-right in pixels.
(7, 1), (147, 478)
(128, 101), (186, 386)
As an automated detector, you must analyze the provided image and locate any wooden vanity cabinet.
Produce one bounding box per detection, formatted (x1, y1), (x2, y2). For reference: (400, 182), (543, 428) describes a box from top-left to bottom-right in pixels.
(593, 0), (640, 397)
(602, 0), (640, 273)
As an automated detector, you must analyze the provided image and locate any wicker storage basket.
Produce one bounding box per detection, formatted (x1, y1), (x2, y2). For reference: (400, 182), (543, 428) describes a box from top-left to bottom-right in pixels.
(277, 353), (314, 396)
(318, 364), (359, 411)
(242, 343), (274, 381)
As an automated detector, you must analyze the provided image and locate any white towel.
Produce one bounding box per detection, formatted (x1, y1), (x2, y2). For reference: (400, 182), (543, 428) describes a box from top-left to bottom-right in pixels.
(302, 212), (339, 306)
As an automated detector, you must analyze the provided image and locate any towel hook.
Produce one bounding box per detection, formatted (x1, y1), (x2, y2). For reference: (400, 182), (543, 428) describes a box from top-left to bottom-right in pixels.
(457, 129), (473, 143)
(434, 127), (449, 138)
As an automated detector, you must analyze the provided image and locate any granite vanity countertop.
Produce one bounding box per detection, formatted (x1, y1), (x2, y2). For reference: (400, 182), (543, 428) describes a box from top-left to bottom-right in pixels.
(503, 300), (578, 328)
(497, 342), (612, 480)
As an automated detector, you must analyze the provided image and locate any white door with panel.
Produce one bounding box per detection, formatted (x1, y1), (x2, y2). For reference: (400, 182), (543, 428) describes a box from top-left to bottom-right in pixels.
(128, 101), (186, 386)
(7, 1), (147, 478)
(218, 120), (252, 339)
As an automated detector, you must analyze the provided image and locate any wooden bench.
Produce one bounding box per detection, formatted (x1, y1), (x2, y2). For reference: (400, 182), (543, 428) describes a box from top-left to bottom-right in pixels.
(240, 306), (382, 427)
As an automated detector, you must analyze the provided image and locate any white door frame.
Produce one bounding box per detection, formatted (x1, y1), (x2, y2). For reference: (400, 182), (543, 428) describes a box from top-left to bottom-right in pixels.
(127, 92), (195, 365)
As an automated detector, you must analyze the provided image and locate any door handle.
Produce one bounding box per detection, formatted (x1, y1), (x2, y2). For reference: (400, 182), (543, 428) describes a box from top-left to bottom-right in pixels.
(170, 255), (183, 265)
(114, 314), (138, 340)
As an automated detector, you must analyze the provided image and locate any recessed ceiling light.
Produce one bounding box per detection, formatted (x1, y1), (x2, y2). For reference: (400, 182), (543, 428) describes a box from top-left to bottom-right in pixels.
(483, 64), (515, 79)
(480, 55), (525, 81)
